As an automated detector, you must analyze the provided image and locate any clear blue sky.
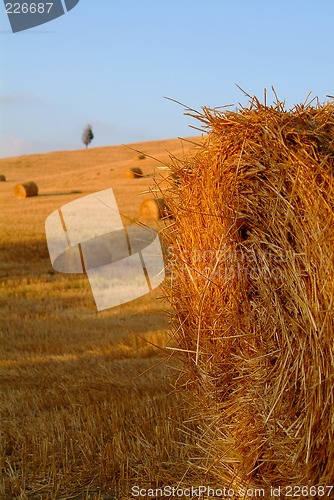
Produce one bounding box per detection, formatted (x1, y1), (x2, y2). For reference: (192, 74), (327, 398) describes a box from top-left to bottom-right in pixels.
(0, 0), (333, 158)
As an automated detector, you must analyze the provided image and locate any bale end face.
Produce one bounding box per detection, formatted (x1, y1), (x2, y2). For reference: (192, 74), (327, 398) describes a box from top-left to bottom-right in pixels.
(139, 198), (171, 220)
(14, 181), (39, 199)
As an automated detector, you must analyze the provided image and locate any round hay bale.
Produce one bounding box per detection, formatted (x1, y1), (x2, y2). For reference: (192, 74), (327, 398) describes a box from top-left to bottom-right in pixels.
(0, 174), (6, 182)
(125, 167), (143, 179)
(14, 181), (39, 199)
(139, 198), (170, 220)
(171, 172), (180, 185)
(163, 98), (334, 492)
(136, 153), (146, 160)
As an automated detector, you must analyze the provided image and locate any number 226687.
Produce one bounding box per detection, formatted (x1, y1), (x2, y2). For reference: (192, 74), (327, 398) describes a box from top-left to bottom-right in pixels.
(6, 3), (53, 14)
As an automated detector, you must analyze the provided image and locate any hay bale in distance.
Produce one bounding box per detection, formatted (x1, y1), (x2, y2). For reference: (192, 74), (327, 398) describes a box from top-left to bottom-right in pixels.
(125, 167), (143, 179)
(139, 198), (170, 220)
(14, 181), (39, 199)
(0, 174), (6, 182)
(136, 153), (146, 160)
(163, 97), (334, 492)
(171, 172), (180, 185)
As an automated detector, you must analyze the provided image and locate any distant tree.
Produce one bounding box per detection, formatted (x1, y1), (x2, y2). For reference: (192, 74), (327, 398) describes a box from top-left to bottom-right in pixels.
(82, 124), (94, 148)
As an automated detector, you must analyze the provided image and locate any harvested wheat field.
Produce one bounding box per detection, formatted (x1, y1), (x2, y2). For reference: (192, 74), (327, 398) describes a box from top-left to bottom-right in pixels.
(0, 137), (206, 499)
(163, 97), (334, 498)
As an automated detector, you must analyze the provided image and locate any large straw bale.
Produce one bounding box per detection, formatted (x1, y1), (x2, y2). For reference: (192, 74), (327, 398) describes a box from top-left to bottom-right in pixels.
(0, 174), (6, 182)
(14, 181), (39, 198)
(163, 97), (334, 495)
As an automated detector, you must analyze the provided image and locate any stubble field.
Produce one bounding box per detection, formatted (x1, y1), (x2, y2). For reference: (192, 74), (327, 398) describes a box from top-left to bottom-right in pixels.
(0, 137), (202, 499)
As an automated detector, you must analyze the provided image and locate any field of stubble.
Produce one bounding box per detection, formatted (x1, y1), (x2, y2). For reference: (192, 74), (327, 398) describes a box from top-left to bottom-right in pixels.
(0, 138), (201, 499)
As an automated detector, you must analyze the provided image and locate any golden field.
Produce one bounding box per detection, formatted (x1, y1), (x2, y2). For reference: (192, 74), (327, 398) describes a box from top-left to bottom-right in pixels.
(0, 138), (203, 499)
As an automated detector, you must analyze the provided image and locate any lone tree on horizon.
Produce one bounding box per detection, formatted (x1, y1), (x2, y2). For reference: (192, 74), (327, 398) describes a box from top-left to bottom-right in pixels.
(82, 124), (94, 148)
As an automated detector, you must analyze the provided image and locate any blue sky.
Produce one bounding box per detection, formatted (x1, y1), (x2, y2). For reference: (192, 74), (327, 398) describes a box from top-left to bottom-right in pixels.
(0, 0), (333, 158)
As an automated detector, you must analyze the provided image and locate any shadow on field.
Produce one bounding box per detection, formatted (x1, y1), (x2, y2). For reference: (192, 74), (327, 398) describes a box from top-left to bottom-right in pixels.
(39, 190), (82, 197)
(0, 239), (50, 265)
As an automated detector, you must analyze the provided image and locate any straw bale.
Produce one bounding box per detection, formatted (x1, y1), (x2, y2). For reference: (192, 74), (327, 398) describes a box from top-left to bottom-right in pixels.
(14, 181), (39, 198)
(139, 198), (170, 220)
(125, 167), (143, 178)
(171, 172), (180, 185)
(0, 174), (6, 182)
(163, 98), (334, 494)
